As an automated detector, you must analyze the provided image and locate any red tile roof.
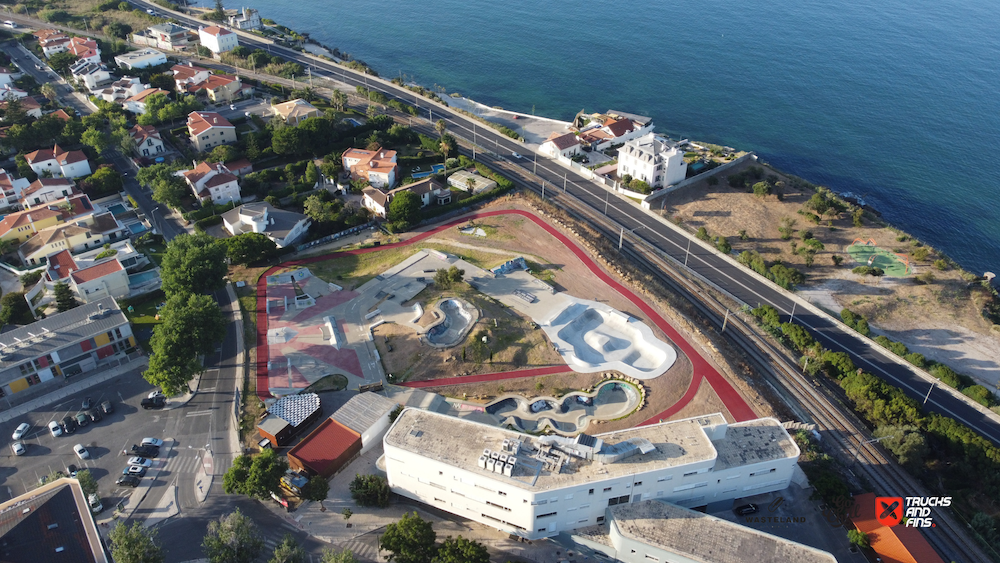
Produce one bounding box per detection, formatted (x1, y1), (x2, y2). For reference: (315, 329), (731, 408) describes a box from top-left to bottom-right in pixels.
(46, 249), (78, 280)
(49, 109), (72, 122)
(171, 63), (209, 81)
(604, 117), (636, 138)
(70, 259), (123, 284)
(201, 25), (233, 36)
(130, 124), (161, 143)
(545, 132), (581, 150)
(0, 207), (61, 235)
(24, 144), (87, 166)
(126, 88), (169, 103)
(187, 111), (234, 136)
(287, 418), (361, 477)
(850, 493), (945, 563)
(182, 161), (226, 185)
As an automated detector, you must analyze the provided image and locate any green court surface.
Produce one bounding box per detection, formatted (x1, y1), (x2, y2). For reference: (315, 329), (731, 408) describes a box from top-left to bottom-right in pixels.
(847, 244), (910, 277)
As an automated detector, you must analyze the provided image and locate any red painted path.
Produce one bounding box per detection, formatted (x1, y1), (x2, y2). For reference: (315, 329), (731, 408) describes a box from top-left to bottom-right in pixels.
(255, 211), (756, 422)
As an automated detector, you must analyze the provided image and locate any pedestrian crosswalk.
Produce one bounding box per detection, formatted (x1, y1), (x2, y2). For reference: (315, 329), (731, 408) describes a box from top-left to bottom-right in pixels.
(158, 453), (203, 475)
(335, 538), (380, 562)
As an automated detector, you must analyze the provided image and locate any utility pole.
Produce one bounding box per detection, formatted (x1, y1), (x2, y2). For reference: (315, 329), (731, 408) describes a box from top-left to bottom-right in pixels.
(541, 182), (545, 200)
(722, 309), (730, 332)
(604, 189), (610, 215)
(533, 152), (537, 174)
(684, 238), (692, 266)
(563, 173), (568, 191)
(851, 435), (895, 467)
(923, 379), (941, 405)
(789, 302), (796, 324)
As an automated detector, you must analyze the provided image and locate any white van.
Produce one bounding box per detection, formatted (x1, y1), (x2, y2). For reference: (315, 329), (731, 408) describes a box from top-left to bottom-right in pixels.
(3, 21), (17, 29)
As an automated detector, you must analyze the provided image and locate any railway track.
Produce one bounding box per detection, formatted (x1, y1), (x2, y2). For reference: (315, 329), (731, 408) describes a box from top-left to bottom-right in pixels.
(462, 146), (990, 563)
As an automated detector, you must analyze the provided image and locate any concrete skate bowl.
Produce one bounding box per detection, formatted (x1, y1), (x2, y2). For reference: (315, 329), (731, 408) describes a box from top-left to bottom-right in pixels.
(548, 302), (676, 379)
(484, 380), (640, 435)
(423, 298), (478, 348)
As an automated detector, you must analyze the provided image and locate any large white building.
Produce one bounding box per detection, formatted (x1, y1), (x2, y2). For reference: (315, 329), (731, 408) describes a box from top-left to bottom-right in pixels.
(383, 409), (800, 541)
(198, 25), (238, 56)
(617, 133), (687, 189)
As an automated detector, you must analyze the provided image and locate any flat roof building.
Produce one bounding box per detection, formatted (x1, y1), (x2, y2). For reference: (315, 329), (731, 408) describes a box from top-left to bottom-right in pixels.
(287, 418), (361, 478)
(0, 478), (108, 563)
(257, 392), (322, 447)
(330, 392), (397, 454)
(384, 409), (799, 540)
(0, 297), (133, 398)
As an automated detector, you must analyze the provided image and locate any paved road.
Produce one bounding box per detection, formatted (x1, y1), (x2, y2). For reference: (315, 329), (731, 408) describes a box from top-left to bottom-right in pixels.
(0, 39), (95, 116)
(105, 148), (188, 241)
(121, 0), (1000, 446)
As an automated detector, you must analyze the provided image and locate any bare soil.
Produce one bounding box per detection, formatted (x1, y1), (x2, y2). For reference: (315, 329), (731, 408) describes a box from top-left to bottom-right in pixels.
(658, 161), (1000, 387)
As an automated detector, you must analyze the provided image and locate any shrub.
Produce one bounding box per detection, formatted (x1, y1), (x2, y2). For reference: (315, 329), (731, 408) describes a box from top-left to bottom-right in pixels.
(915, 271), (935, 285)
(904, 352), (926, 368)
(781, 322), (815, 351)
(752, 181), (771, 198)
(770, 263), (805, 289)
(933, 259), (948, 271)
(349, 474), (390, 508)
(738, 229), (748, 241)
(706, 176), (719, 186)
(715, 236), (731, 254)
(962, 385), (996, 407)
(912, 247), (930, 261)
(831, 255), (843, 266)
(852, 208), (864, 227)
(696, 227), (710, 241)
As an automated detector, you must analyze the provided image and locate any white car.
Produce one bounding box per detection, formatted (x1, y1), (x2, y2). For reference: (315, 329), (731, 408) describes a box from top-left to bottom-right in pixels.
(12, 422), (30, 440)
(511, 152), (523, 159)
(141, 438), (164, 447)
(127, 456), (153, 468)
(73, 443), (90, 460)
(10, 442), (25, 456)
(48, 421), (63, 437)
(148, 391), (165, 399)
(229, 104), (236, 110)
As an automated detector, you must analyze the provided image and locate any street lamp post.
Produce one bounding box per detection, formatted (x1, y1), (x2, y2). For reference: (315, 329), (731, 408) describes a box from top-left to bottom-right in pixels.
(923, 378), (941, 405)
(619, 226), (644, 251)
(851, 434), (895, 467)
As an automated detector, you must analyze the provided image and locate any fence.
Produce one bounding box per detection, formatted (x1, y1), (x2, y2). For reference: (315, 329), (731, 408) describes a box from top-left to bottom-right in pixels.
(295, 221), (377, 252)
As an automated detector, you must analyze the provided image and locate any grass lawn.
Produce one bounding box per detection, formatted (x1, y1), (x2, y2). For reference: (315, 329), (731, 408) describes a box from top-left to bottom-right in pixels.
(135, 242), (166, 267)
(236, 124), (253, 135)
(304, 374), (349, 393)
(122, 290), (166, 352)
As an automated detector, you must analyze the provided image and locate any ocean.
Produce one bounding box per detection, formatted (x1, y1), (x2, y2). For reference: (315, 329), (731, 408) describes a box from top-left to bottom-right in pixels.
(219, 0), (1000, 275)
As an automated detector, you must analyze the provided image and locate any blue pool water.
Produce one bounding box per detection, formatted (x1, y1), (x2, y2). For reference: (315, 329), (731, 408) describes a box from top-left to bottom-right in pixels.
(128, 270), (159, 285)
(128, 223), (148, 235)
(107, 204), (126, 215)
(412, 164), (446, 179)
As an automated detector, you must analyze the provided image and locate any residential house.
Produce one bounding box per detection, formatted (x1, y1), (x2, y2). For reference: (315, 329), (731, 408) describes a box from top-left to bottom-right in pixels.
(69, 60), (112, 91)
(42, 249), (130, 303)
(221, 202), (311, 248)
(129, 124), (165, 157)
(18, 210), (123, 265)
(97, 77), (144, 105)
(20, 186), (90, 211)
(225, 158), (253, 176)
(0, 84), (27, 99)
(48, 109), (72, 122)
(37, 31), (71, 58)
(183, 73), (241, 102)
(72, 239), (149, 272)
(123, 87), (169, 115)
(228, 7), (262, 31)
(0, 168), (31, 210)
(0, 297), (134, 394)
(362, 177), (451, 218)
(171, 63), (212, 91)
(577, 114), (653, 150)
(132, 23), (193, 51)
(540, 131), (582, 158)
(271, 98), (320, 126)
(0, 67), (15, 87)
(187, 111), (236, 152)
(0, 207), (62, 245)
(114, 48), (168, 70)
(342, 147), (398, 189)
(198, 26), (238, 56)
(447, 169), (496, 194)
(23, 144), (92, 179)
(617, 133), (687, 188)
(181, 161), (241, 205)
(66, 37), (101, 65)
(0, 96), (41, 119)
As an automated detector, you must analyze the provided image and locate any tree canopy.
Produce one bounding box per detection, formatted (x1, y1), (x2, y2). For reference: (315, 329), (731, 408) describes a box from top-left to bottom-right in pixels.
(226, 232), (277, 265)
(431, 536), (489, 563)
(139, 163), (188, 210)
(380, 512), (436, 563)
(222, 449), (288, 500)
(202, 509), (265, 563)
(0, 292), (33, 326)
(160, 234), (229, 296)
(349, 474), (390, 508)
(109, 521), (165, 563)
(268, 535), (306, 563)
(143, 293), (226, 395)
(387, 190), (420, 231)
(53, 282), (79, 312)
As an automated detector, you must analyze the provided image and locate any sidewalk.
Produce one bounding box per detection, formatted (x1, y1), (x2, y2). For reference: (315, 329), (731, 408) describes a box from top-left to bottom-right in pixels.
(0, 357), (148, 424)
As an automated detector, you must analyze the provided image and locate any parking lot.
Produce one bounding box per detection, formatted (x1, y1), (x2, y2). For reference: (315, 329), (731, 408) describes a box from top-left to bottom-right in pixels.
(0, 368), (171, 512)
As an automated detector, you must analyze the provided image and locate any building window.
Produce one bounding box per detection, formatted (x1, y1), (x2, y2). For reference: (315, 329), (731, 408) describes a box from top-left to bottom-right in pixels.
(657, 476), (672, 482)
(537, 512), (556, 519)
(498, 491), (507, 496)
(596, 516), (605, 523)
(589, 489), (594, 495)
(634, 481), (642, 487)
(603, 487), (612, 493)
(750, 468), (777, 477)
(18, 363), (36, 376)
(683, 471), (698, 477)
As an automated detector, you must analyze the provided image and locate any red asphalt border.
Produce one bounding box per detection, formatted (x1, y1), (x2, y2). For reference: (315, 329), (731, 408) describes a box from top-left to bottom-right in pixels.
(254, 210), (756, 422)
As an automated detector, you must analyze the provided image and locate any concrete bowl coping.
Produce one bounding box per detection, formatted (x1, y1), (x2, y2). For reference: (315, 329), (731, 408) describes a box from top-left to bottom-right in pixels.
(484, 379), (642, 436)
(421, 298), (480, 349)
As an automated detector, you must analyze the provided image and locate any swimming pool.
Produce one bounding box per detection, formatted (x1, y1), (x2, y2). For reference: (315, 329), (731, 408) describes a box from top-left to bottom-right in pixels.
(412, 164), (446, 179)
(128, 223), (148, 235)
(107, 203), (126, 215)
(128, 270), (159, 285)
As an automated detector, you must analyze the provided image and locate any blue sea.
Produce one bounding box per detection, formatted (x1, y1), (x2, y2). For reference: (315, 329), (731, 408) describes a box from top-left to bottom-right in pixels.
(220, 0), (1000, 275)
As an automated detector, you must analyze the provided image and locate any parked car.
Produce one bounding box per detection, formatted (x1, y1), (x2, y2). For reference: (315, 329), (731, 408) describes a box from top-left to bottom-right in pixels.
(12, 422), (30, 440)
(66, 464), (78, 477)
(141, 397), (166, 410)
(48, 421), (63, 437)
(130, 444), (159, 457)
(116, 475), (141, 487)
(88, 409), (103, 423)
(10, 442), (25, 456)
(734, 503), (759, 516)
(88, 493), (103, 514)
(81, 397), (92, 410)
(61, 416), (77, 434)
(100, 400), (114, 414)
(147, 391), (165, 399)
(73, 443), (90, 460)
(141, 438), (164, 447)
(123, 465), (147, 477)
(75, 412), (90, 428)
(127, 456), (152, 468)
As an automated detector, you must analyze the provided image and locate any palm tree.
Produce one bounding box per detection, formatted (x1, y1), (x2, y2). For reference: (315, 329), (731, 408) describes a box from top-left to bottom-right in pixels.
(434, 119), (447, 138)
(439, 140), (450, 170)
(40, 83), (58, 103)
(331, 90), (347, 112)
(465, 177), (476, 193)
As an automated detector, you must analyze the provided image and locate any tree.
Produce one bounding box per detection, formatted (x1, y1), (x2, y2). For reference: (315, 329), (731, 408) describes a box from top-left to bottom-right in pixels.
(434, 119), (446, 137)
(19, 270), (42, 287)
(847, 529), (870, 550)
(321, 550), (357, 563)
(304, 160), (320, 185)
(226, 232), (277, 265)
(432, 536), (489, 563)
(331, 90), (347, 112)
(40, 83), (58, 103)
(144, 293), (226, 394)
(696, 226), (709, 241)
(272, 126), (305, 155)
(304, 194), (340, 223)
(202, 509), (264, 563)
(874, 425), (928, 471)
(301, 475), (330, 504)
(381, 512), (436, 563)
(74, 469), (99, 497)
(53, 282), (79, 312)
(80, 166), (124, 198)
(47, 51), (79, 74)
(207, 144), (242, 164)
(269, 535), (305, 563)
(152, 177), (188, 210)
(103, 21), (133, 39)
(81, 127), (111, 154)
(434, 268), (452, 289)
(0, 292), (33, 325)
(223, 449), (288, 500)
(387, 190), (420, 230)
(447, 266), (464, 284)
(752, 181), (771, 197)
(148, 73), (176, 92)
(160, 234), (228, 296)
(349, 474), (390, 508)
(109, 521), (165, 563)
(715, 236), (731, 254)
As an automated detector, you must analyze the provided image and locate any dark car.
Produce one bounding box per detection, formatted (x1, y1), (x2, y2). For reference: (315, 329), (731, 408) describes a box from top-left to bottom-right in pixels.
(75, 412), (90, 428)
(61, 415), (77, 434)
(141, 397), (165, 410)
(66, 464), (78, 477)
(131, 444), (159, 458)
(88, 409), (103, 423)
(116, 475), (141, 487)
(734, 503), (759, 516)
(100, 400), (114, 414)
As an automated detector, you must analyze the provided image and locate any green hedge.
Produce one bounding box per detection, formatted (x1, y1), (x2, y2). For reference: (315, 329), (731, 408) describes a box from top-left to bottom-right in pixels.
(194, 215), (223, 233)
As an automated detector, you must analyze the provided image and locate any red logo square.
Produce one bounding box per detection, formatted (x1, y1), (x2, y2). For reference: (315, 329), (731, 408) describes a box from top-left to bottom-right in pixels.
(876, 496), (904, 527)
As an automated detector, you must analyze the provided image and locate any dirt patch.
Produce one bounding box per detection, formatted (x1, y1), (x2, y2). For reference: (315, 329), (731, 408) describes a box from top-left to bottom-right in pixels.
(657, 162), (1000, 386)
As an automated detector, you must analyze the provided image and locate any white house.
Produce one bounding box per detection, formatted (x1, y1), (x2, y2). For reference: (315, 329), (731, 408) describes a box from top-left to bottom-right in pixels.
(540, 131), (582, 159)
(187, 111), (237, 152)
(18, 178), (76, 209)
(123, 87), (169, 115)
(68, 258), (130, 302)
(23, 145), (92, 179)
(66, 37), (101, 65)
(384, 409), (800, 541)
(617, 133), (687, 188)
(97, 77), (144, 104)
(362, 177), (451, 219)
(198, 25), (238, 56)
(69, 61), (112, 91)
(0, 67), (16, 88)
(221, 202), (311, 248)
(181, 161), (241, 205)
(342, 147), (398, 189)
(0, 168), (31, 209)
(114, 48), (168, 70)
(228, 7), (262, 31)
(131, 23), (193, 51)
(129, 124), (165, 157)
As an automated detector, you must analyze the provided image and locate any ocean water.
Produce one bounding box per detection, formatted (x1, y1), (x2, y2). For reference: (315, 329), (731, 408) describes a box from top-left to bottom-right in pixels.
(224, 0), (1000, 275)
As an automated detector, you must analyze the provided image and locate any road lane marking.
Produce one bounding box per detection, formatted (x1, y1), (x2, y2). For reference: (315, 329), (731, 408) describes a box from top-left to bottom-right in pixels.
(184, 411), (212, 418)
